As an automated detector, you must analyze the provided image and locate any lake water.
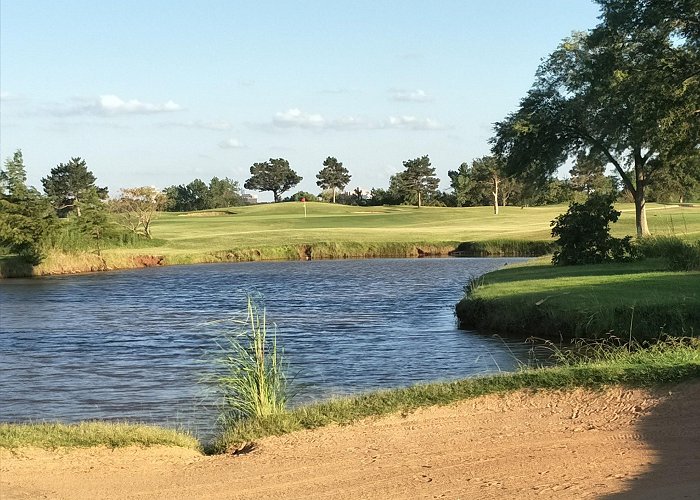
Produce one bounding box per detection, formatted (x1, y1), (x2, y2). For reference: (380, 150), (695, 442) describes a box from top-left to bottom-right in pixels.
(0, 258), (536, 437)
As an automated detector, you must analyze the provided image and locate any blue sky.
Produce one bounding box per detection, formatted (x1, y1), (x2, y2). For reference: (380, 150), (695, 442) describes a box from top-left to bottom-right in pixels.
(1, 1), (601, 201)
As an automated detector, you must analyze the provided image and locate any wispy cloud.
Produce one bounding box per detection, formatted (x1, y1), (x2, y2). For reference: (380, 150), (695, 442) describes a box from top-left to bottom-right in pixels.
(389, 88), (433, 102)
(385, 115), (445, 130)
(218, 138), (246, 149)
(161, 120), (232, 130)
(273, 108), (326, 128)
(51, 95), (183, 116)
(271, 108), (447, 131)
(1, 90), (15, 101)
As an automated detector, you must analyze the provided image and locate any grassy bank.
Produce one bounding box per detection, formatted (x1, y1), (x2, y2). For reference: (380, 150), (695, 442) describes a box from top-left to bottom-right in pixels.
(456, 258), (700, 340)
(2, 340), (698, 453)
(0, 421), (200, 450)
(213, 338), (700, 452)
(3, 202), (699, 277)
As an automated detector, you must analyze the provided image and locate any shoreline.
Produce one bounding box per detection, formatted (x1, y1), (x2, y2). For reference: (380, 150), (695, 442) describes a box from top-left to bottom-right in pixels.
(1, 239), (553, 278)
(3, 381), (700, 499)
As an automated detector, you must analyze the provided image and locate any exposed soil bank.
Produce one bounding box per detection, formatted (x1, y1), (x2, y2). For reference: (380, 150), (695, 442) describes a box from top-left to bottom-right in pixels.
(1, 239), (551, 278)
(3, 382), (699, 499)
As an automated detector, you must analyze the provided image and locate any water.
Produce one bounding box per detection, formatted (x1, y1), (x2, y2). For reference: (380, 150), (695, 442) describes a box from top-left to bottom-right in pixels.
(0, 257), (535, 436)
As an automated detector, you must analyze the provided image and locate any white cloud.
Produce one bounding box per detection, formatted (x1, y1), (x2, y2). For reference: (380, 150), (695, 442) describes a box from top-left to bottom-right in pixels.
(0, 90), (14, 101)
(98, 95), (181, 114)
(273, 108), (326, 128)
(218, 138), (246, 149)
(384, 116), (446, 130)
(51, 95), (183, 116)
(390, 88), (433, 102)
(162, 120), (232, 130)
(270, 108), (446, 131)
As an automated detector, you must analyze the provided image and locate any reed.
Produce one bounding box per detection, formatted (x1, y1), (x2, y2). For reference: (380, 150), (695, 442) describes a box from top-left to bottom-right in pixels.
(212, 296), (288, 426)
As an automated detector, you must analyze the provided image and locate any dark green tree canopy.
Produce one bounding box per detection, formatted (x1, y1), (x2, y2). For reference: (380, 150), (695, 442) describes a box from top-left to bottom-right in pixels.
(316, 156), (351, 203)
(491, 0), (700, 236)
(0, 150), (58, 264)
(569, 151), (618, 198)
(398, 155), (440, 207)
(244, 158), (302, 202)
(41, 157), (107, 217)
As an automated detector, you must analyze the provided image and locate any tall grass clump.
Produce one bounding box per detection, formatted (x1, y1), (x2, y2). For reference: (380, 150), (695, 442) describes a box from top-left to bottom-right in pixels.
(213, 296), (287, 426)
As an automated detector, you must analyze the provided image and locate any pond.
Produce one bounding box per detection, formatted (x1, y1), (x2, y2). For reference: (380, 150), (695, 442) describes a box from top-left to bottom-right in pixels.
(0, 257), (536, 437)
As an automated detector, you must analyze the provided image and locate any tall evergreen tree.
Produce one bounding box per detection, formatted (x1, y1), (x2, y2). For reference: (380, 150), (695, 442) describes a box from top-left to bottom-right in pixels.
(399, 155), (439, 207)
(316, 157), (351, 203)
(42, 157), (108, 217)
(0, 150), (58, 264)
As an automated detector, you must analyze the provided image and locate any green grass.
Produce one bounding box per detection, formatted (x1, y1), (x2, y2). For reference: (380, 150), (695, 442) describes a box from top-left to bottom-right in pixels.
(16, 201), (700, 275)
(0, 421), (201, 450)
(211, 338), (700, 453)
(456, 258), (700, 339)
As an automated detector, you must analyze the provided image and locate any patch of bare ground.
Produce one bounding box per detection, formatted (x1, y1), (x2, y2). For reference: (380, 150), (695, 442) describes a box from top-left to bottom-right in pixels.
(2, 382), (699, 499)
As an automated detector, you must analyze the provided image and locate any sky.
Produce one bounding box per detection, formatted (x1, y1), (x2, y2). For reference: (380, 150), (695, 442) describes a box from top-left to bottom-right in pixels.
(1, 0), (602, 201)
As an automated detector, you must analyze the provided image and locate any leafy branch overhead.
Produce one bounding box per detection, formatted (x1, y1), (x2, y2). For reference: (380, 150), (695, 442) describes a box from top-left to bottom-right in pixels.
(491, 0), (700, 236)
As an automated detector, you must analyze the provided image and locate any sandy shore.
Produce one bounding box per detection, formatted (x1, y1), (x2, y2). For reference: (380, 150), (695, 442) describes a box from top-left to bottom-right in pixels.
(2, 382), (699, 499)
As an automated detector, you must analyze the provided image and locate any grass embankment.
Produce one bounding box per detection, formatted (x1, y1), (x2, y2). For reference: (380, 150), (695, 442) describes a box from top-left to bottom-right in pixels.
(5, 341), (696, 452)
(456, 258), (700, 340)
(4, 202), (698, 277)
(0, 421), (200, 451)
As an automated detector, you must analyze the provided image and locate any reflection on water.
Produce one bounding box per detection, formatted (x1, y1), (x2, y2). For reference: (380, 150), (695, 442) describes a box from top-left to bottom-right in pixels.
(0, 257), (534, 436)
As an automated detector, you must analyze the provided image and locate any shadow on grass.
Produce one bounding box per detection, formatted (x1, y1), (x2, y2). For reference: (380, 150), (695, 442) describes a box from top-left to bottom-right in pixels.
(0, 256), (33, 278)
(604, 381), (700, 499)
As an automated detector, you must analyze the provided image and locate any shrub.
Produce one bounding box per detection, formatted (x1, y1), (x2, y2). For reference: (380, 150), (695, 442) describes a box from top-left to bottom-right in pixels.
(551, 194), (635, 265)
(634, 236), (700, 271)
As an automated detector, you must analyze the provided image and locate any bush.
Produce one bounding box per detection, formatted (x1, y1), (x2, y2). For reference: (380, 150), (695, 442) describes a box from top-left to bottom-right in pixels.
(551, 194), (635, 265)
(634, 236), (700, 271)
(283, 191), (318, 202)
(667, 240), (700, 271)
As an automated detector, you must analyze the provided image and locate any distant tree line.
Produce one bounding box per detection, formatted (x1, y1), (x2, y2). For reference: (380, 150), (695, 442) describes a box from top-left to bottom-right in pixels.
(163, 177), (245, 212)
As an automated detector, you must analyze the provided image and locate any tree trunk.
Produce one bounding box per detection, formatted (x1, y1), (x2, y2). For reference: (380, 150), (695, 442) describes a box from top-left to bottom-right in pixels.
(418, 191), (422, 208)
(492, 175), (499, 215)
(633, 151), (650, 237)
(273, 190), (280, 203)
(332, 187), (336, 204)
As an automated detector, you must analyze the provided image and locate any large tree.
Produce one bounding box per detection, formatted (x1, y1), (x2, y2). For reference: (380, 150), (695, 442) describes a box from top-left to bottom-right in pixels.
(491, 0), (700, 236)
(0, 150), (57, 264)
(398, 155), (439, 208)
(209, 177), (243, 208)
(569, 152), (618, 199)
(316, 156), (351, 203)
(244, 158), (302, 202)
(41, 157), (107, 217)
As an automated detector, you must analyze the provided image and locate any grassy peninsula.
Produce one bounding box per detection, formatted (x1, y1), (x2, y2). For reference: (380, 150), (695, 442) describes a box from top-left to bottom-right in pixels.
(456, 256), (700, 340)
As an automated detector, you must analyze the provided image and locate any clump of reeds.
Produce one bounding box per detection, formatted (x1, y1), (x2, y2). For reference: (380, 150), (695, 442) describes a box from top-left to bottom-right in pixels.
(213, 295), (287, 426)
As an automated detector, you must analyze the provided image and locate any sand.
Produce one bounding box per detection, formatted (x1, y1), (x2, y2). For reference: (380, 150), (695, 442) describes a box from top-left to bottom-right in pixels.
(2, 382), (699, 499)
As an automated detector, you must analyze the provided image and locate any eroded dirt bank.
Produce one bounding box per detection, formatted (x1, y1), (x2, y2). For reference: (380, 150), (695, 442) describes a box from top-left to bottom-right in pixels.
(2, 382), (699, 499)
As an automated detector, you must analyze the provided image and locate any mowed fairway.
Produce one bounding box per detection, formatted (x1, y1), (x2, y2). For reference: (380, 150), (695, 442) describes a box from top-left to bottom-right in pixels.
(26, 202), (700, 275)
(105, 202), (699, 260)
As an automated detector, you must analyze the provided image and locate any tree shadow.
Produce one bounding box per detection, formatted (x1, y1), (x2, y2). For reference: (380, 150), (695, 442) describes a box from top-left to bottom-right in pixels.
(0, 255), (34, 278)
(604, 381), (700, 499)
